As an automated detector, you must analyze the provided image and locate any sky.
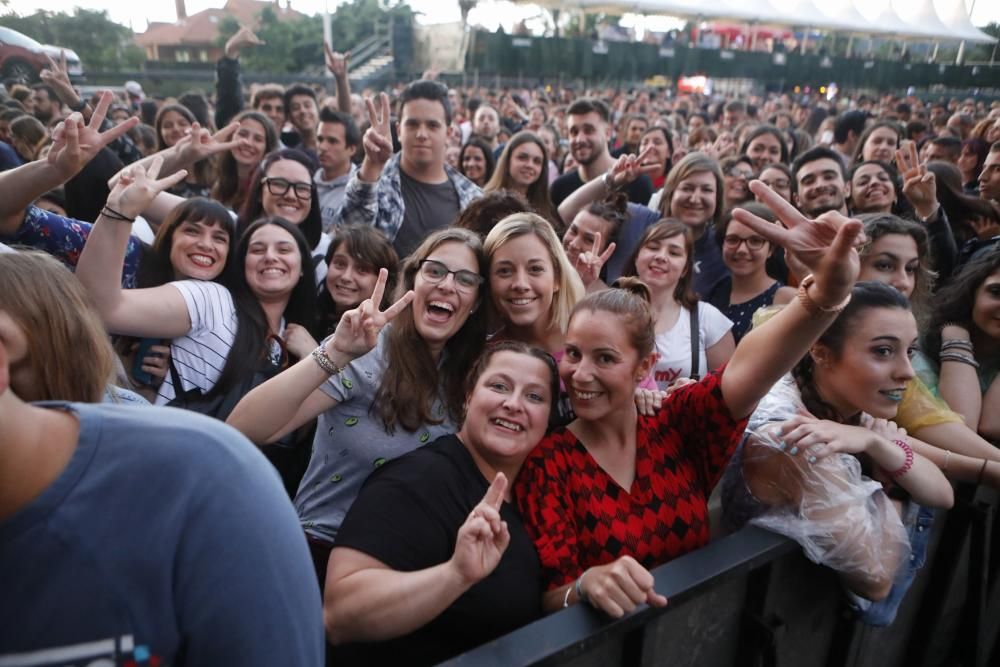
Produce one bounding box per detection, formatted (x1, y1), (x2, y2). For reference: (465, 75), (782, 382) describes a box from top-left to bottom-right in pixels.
(2, 0), (998, 35)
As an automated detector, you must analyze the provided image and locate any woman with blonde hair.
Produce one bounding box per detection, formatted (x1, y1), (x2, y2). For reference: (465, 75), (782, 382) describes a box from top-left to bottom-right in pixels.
(485, 212), (585, 355)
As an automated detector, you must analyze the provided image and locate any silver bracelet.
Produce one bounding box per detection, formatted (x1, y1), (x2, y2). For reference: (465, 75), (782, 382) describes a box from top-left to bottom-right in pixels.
(310, 346), (343, 375)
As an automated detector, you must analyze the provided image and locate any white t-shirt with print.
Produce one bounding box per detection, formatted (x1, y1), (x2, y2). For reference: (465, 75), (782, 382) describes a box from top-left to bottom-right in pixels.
(652, 302), (733, 389)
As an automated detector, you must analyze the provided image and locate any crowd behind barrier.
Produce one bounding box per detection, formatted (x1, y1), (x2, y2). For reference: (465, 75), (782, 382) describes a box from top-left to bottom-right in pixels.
(2, 23), (1000, 666)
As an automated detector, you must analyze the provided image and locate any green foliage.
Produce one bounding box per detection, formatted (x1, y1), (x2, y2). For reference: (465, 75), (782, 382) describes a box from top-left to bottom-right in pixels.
(0, 8), (137, 72)
(218, 0), (413, 74)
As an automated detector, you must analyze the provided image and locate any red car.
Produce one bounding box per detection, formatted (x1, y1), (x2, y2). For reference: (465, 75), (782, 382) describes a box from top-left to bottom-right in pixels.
(0, 26), (84, 83)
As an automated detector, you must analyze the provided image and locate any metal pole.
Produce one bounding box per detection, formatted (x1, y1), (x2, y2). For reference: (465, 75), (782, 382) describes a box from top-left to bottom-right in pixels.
(323, 0), (334, 86)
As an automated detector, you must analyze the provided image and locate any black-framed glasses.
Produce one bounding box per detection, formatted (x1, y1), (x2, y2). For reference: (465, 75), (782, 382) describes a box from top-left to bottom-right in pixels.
(418, 259), (483, 292)
(262, 177), (311, 200)
(723, 234), (767, 251)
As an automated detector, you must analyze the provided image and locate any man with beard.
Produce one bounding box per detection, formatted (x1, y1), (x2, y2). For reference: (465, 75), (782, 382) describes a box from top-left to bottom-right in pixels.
(30, 84), (61, 126)
(790, 146), (850, 217)
(550, 97), (652, 208)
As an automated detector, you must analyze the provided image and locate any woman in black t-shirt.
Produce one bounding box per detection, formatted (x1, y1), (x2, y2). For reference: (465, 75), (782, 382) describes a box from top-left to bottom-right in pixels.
(323, 341), (558, 666)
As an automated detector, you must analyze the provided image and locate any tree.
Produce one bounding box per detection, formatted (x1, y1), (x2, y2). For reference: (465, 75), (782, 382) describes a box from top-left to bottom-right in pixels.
(0, 9), (144, 72)
(215, 0), (413, 74)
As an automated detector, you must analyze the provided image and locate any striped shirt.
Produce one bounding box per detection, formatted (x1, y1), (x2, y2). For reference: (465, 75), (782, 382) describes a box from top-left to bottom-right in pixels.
(155, 281), (238, 405)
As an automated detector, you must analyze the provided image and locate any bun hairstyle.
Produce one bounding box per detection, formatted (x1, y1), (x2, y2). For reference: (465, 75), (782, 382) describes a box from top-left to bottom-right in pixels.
(569, 276), (655, 358)
(583, 190), (629, 246)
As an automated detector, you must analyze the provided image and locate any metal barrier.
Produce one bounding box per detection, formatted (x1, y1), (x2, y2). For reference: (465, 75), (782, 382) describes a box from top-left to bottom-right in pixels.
(464, 31), (1000, 91)
(442, 483), (1000, 667)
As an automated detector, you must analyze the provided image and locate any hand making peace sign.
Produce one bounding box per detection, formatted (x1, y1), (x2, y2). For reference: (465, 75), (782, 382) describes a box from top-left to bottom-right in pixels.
(326, 267), (415, 359)
(573, 230), (616, 289)
(733, 181), (863, 307)
(895, 140), (939, 220)
(105, 155), (189, 220)
(450, 472), (511, 586)
(362, 92), (394, 166)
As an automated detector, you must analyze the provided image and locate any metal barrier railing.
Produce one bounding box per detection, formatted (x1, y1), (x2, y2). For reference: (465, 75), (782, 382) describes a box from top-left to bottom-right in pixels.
(442, 483), (1000, 667)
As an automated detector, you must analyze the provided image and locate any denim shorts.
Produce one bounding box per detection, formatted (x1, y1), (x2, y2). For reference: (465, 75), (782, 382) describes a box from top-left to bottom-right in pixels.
(847, 502), (935, 627)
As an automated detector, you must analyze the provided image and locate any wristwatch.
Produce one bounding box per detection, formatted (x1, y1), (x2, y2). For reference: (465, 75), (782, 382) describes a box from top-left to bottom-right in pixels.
(68, 98), (87, 112)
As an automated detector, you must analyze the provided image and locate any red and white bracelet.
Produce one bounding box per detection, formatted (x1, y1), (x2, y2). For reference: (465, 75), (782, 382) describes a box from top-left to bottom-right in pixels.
(888, 439), (914, 478)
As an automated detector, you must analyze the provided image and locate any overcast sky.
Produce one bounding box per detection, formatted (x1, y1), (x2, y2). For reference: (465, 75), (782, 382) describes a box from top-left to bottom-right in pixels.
(3, 0), (997, 35)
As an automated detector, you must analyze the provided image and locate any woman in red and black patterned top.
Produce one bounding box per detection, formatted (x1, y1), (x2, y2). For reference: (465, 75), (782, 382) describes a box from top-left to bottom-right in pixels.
(515, 180), (865, 618)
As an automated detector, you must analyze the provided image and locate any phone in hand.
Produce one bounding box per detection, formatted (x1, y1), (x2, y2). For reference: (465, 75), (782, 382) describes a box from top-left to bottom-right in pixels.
(131, 338), (166, 386)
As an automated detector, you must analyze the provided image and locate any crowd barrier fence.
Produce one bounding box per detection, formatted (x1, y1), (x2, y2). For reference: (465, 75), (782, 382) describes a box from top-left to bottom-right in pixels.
(442, 483), (1000, 667)
(463, 31), (1000, 92)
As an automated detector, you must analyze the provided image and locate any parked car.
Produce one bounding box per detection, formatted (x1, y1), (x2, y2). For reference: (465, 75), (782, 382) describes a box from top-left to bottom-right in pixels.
(0, 26), (84, 83)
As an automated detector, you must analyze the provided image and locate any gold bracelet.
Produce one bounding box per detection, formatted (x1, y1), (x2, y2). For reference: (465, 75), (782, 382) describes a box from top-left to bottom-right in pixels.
(796, 274), (851, 318)
(310, 346), (343, 376)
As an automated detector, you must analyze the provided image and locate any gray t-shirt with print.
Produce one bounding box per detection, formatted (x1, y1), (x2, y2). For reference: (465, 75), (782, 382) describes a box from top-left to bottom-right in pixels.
(294, 330), (455, 543)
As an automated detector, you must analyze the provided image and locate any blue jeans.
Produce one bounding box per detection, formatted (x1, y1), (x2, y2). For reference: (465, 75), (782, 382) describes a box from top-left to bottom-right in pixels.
(848, 502), (935, 627)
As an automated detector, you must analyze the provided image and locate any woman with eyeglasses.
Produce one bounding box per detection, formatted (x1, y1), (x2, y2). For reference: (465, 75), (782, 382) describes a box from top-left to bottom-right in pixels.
(621, 219), (735, 390)
(707, 203), (795, 342)
(721, 155), (755, 213)
(227, 227), (488, 590)
(75, 159), (316, 412)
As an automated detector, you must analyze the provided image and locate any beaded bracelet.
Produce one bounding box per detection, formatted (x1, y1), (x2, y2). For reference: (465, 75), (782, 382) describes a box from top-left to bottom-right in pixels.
(310, 346), (343, 376)
(888, 439), (914, 479)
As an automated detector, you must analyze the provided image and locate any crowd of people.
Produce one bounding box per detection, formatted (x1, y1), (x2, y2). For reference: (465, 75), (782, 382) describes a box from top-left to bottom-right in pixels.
(3, 28), (1000, 666)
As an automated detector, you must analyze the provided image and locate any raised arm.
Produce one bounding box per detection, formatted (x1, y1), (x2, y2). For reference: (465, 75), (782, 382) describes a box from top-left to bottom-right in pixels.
(333, 93), (394, 228)
(325, 474), (510, 643)
(722, 181), (862, 419)
(325, 43), (353, 115)
(557, 148), (657, 226)
(226, 268), (414, 444)
(108, 121), (241, 189)
(75, 159), (193, 338)
(0, 92), (137, 232)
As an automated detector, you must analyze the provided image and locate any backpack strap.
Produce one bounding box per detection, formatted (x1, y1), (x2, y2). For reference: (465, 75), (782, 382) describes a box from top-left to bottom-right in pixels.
(689, 304), (701, 381)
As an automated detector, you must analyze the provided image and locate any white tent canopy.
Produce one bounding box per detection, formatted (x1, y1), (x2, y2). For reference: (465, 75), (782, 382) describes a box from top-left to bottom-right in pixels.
(517, 0), (996, 42)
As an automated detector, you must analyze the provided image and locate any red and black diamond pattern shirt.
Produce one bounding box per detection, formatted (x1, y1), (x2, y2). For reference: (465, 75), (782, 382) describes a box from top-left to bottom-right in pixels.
(515, 367), (748, 590)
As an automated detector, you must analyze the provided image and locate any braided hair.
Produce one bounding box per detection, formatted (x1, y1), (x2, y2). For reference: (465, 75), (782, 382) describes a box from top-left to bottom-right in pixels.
(791, 281), (911, 424)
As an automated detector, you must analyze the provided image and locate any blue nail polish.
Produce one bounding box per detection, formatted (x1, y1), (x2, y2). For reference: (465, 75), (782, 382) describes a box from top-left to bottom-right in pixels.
(778, 441), (786, 450)
(807, 455), (817, 464)
(789, 446), (799, 456)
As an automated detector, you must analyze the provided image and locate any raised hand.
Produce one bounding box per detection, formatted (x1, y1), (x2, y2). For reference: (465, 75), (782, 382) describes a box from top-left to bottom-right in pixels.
(579, 556), (668, 618)
(105, 155), (189, 219)
(450, 472), (511, 586)
(39, 50), (79, 107)
(895, 141), (939, 220)
(174, 121), (241, 165)
(326, 268), (415, 359)
(324, 43), (350, 78)
(734, 181), (862, 308)
(225, 26), (265, 58)
(46, 91), (138, 180)
(359, 93), (394, 178)
(573, 230), (615, 288)
(607, 145), (660, 189)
